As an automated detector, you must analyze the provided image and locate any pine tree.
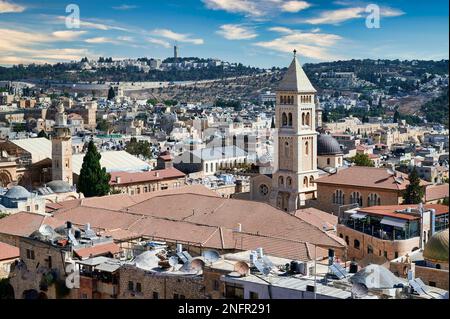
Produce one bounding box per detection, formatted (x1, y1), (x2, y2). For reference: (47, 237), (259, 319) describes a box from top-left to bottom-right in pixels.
(403, 168), (425, 204)
(77, 140), (111, 197)
(351, 153), (374, 167)
(107, 87), (116, 101)
(270, 117), (276, 129)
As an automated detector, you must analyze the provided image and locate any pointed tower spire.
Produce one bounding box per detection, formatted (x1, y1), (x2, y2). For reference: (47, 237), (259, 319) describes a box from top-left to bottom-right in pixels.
(277, 50), (316, 93)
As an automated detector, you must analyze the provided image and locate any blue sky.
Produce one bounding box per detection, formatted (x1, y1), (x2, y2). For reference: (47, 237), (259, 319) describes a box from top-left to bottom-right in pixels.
(0, 0), (448, 67)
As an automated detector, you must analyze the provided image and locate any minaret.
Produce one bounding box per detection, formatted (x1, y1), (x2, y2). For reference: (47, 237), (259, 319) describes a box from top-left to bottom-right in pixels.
(269, 51), (319, 212)
(52, 103), (73, 185)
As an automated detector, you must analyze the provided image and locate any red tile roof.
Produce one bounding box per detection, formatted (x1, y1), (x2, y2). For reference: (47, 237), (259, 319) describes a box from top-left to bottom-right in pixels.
(0, 241), (19, 261)
(315, 166), (429, 191)
(357, 204), (449, 221)
(0, 213), (64, 237)
(426, 184), (449, 202)
(109, 167), (185, 185)
(74, 242), (121, 259)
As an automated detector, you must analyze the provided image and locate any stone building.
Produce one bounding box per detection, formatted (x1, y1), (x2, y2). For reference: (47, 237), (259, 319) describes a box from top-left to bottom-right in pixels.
(0, 241), (19, 279)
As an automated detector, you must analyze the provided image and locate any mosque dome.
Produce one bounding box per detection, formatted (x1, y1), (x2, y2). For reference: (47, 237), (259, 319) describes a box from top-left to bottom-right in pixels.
(47, 180), (72, 194)
(317, 134), (343, 156)
(4, 186), (31, 200)
(423, 229), (449, 264)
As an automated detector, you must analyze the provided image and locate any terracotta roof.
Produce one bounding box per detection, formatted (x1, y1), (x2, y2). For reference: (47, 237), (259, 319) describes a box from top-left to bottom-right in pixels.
(357, 204), (449, 221)
(110, 167), (185, 185)
(315, 166), (429, 191)
(294, 208), (338, 232)
(0, 241), (19, 261)
(0, 213), (64, 237)
(426, 184), (449, 202)
(74, 242), (121, 259)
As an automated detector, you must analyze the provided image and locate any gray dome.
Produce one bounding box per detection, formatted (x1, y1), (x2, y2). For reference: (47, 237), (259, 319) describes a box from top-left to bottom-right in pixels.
(47, 180), (72, 193)
(317, 134), (343, 156)
(4, 186), (31, 199)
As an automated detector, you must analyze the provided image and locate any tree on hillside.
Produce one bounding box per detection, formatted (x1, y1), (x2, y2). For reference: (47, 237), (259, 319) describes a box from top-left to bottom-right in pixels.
(393, 110), (400, 123)
(107, 86), (116, 101)
(351, 153), (374, 167)
(77, 140), (111, 197)
(403, 168), (425, 204)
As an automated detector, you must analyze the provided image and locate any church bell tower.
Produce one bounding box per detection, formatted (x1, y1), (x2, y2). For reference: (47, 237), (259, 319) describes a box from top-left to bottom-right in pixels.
(269, 51), (319, 212)
(52, 104), (73, 185)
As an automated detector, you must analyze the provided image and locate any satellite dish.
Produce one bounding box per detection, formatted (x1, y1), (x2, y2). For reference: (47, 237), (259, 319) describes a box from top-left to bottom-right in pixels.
(39, 224), (56, 237)
(190, 258), (205, 272)
(202, 250), (220, 264)
(394, 177), (404, 184)
(234, 261), (250, 277)
(387, 168), (396, 176)
(351, 283), (369, 299)
(168, 256), (179, 267)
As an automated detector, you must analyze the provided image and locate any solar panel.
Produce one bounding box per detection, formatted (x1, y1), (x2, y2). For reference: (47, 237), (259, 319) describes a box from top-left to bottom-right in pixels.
(329, 263), (348, 279)
(177, 252), (188, 264)
(409, 280), (426, 295)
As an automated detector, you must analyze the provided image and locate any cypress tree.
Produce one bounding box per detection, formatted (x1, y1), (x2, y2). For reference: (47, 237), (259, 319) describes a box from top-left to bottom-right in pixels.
(403, 168), (425, 204)
(77, 140), (111, 197)
(107, 87), (116, 101)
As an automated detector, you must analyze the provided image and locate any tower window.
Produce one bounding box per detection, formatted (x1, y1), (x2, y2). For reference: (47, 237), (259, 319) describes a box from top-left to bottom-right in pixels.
(303, 177), (309, 188)
(278, 176), (284, 187)
(288, 113), (293, 126)
(305, 141), (309, 156)
(282, 113), (288, 126)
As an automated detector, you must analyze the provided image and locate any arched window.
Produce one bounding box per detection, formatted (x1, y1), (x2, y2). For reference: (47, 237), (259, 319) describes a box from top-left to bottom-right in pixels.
(333, 189), (345, 205)
(367, 245), (373, 255)
(345, 236), (349, 245)
(354, 239), (360, 250)
(305, 141), (309, 156)
(303, 177), (309, 188)
(302, 113), (305, 126)
(309, 176), (314, 186)
(282, 113), (288, 126)
(350, 192), (363, 206)
(287, 177), (292, 186)
(205, 163), (209, 173)
(327, 158), (331, 165)
(288, 113), (293, 126)
(278, 176), (284, 187)
(305, 113), (310, 126)
(368, 193), (381, 206)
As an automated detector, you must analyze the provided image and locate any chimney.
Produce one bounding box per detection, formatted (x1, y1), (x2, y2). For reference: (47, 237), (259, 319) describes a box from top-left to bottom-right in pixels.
(176, 244), (183, 253)
(430, 209), (436, 236)
(236, 223), (242, 232)
(85, 223), (91, 231)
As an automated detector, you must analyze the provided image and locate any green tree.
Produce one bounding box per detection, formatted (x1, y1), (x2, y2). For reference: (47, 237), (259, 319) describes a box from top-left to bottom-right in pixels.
(351, 153), (374, 167)
(96, 119), (111, 133)
(77, 140), (111, 197)
(0, 278), (14, 299)
(402, 168), (425, 204)
(107, 86), (116, 101)
(393, 110), (400, 123)
(37, 130), (49, 139)
(125, 137), (152, 159)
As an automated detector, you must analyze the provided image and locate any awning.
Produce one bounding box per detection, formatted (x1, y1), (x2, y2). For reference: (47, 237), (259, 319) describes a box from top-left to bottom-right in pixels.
(380, 216), (407, 228)
(350, 213), (367, 219)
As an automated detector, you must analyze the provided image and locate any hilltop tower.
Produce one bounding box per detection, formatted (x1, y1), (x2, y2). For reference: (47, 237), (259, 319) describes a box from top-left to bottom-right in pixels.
(269, 51), (319, 212)
(52, 104), (73, 185)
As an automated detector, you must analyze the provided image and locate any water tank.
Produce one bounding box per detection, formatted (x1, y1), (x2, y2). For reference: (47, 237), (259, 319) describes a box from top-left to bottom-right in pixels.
(298, 262), (308, 275)
(256, 248), (264, 258)
(290, 261), (301, 274)
(349, 262), (358, 273)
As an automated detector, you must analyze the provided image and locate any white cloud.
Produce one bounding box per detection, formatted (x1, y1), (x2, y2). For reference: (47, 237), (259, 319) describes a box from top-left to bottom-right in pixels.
(0, 0), (25, 13)
(254, 27), (343, 60)
(0, 28), (93, 65)
(303, 5), (405, 25)
(53, 16), (129, 32)
(85, 37), (118, 44)
(280, 1), (311, 13)
(151, 29), (204, 45)
(112, 4), (138, 10)
(217, 24), (257, 40)
(202, 0), (312, 17)
(147, 37), (171, 48)
(269, 26), (295, 34)
(52, 30), (87, 41)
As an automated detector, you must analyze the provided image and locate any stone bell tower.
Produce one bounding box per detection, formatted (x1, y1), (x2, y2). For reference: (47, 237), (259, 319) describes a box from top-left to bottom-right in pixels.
(269, 51), (319, 212)
(52, 103), (73, 185)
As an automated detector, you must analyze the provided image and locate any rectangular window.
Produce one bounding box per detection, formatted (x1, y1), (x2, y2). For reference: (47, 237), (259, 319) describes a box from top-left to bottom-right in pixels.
(213, 280), (220, 291)
(179, 295), (186, 299)
(429, 281), (436, 287)
(153, 292), (159, 299)
(249, 291), (259, 299)
(394, 252), (399, 259)
(173, 293), (179, 299)
(26, 249), (35, 260)
(35, 205), (39, 210)
(384, 251), (388, 259)
(225, 285), (244, 299)
(128, 281), (134, 291)
(136, 282), (142, 293)
(47, 256), (52, 269)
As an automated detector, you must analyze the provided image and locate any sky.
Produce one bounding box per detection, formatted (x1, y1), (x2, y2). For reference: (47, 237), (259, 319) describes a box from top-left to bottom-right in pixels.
(0, 0), (448, 68)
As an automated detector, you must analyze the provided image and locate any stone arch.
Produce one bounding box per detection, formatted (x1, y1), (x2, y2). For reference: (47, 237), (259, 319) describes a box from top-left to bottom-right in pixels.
(278, 176), (284, 187)
(282, 113), (288, 126)
(305, 112), (310, 126)
(0, 170), (13, 188)
(305, 141), (309, 156)
(287, 177), (292, 187)
(303, 176), (309, 188)
(288, 113), (293, 126)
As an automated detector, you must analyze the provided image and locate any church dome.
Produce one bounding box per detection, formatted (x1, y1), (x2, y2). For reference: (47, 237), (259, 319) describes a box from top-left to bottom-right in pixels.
(4, 186), (31, 199)
(423, 229), (449, 264)
(317, 134), (343, 156)
(47, 180), (72, 194)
